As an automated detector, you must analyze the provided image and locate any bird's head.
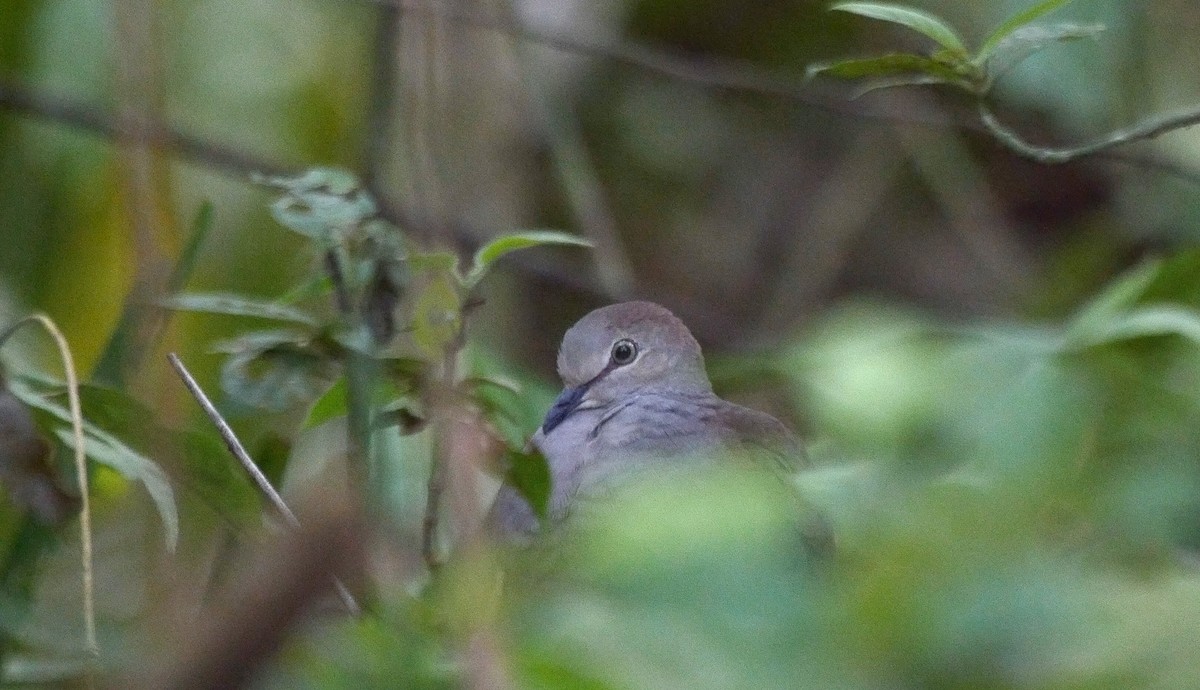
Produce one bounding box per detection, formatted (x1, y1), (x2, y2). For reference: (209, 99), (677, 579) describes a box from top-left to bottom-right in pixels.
(541, 301), (712, 434)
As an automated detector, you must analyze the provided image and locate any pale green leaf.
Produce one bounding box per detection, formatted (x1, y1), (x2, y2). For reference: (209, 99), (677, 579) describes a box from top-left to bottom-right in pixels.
(978, 0), (1074, 60)
(1067, 259), (1162, 344)
(213, 330), (340, 410)
(256, 168), (377, 242)
(982, 22), (1105, 82)
(1068, 305), (1200, 349)
(463, 231), (592, 287)
(831, 2), (968, 55)
(161, 293), (318, 325)
(55, 429), (179, 552)
(305, 377), (348, 429)
(5, 377), (180, 551)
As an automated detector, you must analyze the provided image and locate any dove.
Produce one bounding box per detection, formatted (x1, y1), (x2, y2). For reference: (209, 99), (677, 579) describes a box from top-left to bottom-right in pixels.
(488, 301), (809, 540)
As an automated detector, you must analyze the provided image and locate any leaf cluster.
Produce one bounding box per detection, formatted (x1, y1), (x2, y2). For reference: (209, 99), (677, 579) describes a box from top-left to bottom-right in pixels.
(808, 0), (1104, 98)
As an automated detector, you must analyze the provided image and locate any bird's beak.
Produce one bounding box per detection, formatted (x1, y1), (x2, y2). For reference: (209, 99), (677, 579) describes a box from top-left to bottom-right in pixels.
(541, 385), (587, 434)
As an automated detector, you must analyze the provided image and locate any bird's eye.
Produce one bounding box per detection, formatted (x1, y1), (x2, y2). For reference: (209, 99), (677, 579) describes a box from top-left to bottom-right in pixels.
(610, 338), (638, 365)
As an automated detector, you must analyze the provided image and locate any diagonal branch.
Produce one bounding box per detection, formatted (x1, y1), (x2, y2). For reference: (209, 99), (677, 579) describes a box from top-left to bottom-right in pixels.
(167, 353), (360, 616)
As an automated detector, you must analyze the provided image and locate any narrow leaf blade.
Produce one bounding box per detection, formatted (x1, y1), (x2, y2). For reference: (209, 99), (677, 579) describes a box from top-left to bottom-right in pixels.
(161, 293), (318, 325)
(465, 231), (592, 287)
(978, 0), (1074, 60)
(807, 53), (966, 82)
(831, 2), (968, 55)
(54, 428), (180, 552)
(1069, 305), (1200, 349)
(1067, 258), (1162, 342)
(983, 23), (1105, 81)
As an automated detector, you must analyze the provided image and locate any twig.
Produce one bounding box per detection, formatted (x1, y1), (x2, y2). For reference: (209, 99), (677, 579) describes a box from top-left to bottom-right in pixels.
(319, 250), (375, 495)
(0, 315), (96, 659)
(4, 24), (1200, 194)
(166, 353), (360, 615)
(979, 101), (1200, 164)
(421, 428), (448, 572)
(5, 7), (1200, 194)
(420, 304), (473, 573)
(0, 80), (292, 179)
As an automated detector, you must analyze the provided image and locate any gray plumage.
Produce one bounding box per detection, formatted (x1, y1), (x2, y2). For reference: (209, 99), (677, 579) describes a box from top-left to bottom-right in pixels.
(488, 301), (807, 539)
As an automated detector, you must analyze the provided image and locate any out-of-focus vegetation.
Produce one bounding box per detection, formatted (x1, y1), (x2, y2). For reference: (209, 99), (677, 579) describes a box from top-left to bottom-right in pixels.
(4, 0), (1200, 687)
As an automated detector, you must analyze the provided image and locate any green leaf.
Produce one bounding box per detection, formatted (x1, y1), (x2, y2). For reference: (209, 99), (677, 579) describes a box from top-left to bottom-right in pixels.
(92, 200), (216, 385)
(982, 22), (1105, 82)
(6, 377), (182, 551)
(831, 2), (968, 56)
(504, 449), (551, 520)
(53, 428), (179, 552)
(305, 377), (348, 429)
(161, 293), (318, 325)
(256, 168), (377, 243)
(1067, 259), (1162, 344)
(806, 53), (970, 84)
(978, 0), (1074, 60)
(1068, 306), (1200, 349)
(168, 200), (216, 294)
(215, 331), (340, 410)
(462, 231), (592, 287)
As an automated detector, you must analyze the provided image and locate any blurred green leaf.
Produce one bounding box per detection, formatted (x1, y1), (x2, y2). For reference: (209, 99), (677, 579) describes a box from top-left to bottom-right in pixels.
(983, 22), (1105, 82)
(1067, 258), (1162, 343)
(305, 377), (348, 429)
(168, 200), (216, 294)
(74, 382), (258, 525)
(977, 0), (1075, 60)
(504, 449), (550, 520)
(806, 53), (970, 86)
(6, 377), (181, 550)
(257, 168), (377, 243)
(53, 428), (179, 551)
(215, 330), (340, 411)
(92, 200), (215, 385)
(831, 2), (968, 56)
(1071, 306), (1200, 349)
(461, 231), (592, 287)
(161, 293), (318, 325)
(1138, 248), (1200, 306)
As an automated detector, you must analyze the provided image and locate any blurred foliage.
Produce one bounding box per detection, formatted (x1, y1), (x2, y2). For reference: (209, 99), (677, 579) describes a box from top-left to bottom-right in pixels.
(3, 0), (1200, 688)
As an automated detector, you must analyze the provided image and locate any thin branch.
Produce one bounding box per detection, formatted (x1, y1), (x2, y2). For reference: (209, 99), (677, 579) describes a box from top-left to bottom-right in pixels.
(4, 8), (1200, 194)
(166, 353), (360, 616)
(420, 299), (477, 573)
(421, 428), (448, 572)
(980, 101), (1200, 164)
(0, 80), (291, 179)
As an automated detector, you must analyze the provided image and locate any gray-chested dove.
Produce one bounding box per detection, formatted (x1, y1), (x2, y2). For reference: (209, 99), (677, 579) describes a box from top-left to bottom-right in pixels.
(488, 301), (812, 540)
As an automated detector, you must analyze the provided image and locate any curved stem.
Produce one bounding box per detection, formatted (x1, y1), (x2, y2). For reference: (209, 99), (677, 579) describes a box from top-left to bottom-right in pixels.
(0, 315), (95, 658)
(979, 100), (1200, 164)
